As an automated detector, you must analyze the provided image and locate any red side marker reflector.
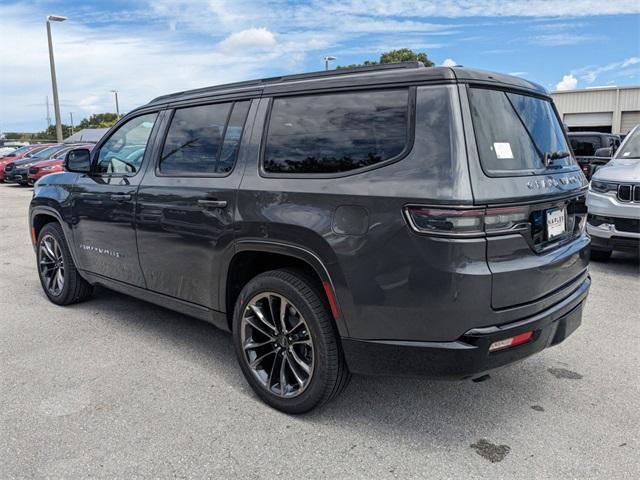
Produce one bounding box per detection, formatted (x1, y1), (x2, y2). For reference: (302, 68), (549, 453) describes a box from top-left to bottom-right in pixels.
(322, 281), (340, 320)
(489, 331), (534, 352)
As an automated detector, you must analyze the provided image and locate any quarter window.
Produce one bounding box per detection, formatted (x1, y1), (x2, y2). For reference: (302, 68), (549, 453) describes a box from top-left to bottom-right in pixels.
(96, 113), (158, 175)
(159, 101), (250, 175)
(263, 89), (410, 174)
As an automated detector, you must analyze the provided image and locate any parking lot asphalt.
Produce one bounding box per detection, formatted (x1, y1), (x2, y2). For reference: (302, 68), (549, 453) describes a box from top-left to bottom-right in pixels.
(1, 183), (639, 479)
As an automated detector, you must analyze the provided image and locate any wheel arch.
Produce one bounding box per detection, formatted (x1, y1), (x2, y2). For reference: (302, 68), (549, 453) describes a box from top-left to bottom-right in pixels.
(224, 240), (348, 337)
(30, 206), (83, 274)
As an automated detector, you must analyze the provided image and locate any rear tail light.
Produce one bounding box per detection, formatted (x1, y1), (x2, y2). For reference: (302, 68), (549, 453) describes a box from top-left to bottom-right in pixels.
(489, 331), (534, 352)
(405, 206), (529, 237)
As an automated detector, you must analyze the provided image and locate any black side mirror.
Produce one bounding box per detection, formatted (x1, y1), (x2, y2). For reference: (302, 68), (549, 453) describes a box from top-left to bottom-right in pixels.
(594, 147), (612, 158)
(64, 148), (92, 173)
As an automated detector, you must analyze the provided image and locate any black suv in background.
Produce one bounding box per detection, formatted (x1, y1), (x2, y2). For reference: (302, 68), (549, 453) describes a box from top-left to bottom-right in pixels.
(30, 63), (590, 413)
(568, 131), (621, 179)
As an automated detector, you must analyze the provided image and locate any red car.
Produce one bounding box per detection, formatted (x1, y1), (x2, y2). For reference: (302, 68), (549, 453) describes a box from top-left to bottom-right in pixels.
(0, 144), (56, 182)
(27, 144), (93, 185)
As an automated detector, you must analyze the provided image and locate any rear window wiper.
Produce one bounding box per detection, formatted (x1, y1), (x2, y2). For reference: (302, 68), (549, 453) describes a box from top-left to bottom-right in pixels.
(543, 150), (571, 167)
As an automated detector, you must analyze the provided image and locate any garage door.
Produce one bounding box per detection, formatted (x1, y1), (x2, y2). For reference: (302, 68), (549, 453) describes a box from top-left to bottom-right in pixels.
(564, 112), (613, 128)
(621, 111), (640, 134)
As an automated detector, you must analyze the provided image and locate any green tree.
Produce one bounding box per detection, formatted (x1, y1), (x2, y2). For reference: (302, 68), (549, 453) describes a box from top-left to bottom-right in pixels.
(78, 113), (119, 129)
(44, 124), (74, 139)
(337, 48), (435, 69)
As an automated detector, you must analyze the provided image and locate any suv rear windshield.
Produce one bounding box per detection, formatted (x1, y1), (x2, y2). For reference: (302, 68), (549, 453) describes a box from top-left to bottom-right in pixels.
(569, 136), (603, 156)
(469, 87), (575, 175)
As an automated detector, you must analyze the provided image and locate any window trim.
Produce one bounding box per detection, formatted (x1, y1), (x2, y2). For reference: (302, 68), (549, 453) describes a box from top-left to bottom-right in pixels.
(258, 87), (416, 179)
(154, 99), (251, 178)
(91, 110), (161, 179)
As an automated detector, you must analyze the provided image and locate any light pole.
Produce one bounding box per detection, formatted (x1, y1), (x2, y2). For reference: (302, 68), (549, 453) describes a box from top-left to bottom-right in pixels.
(323, 55), (336, 71)
(111, 90), (120, 117)
(69, 112), (74, 135)
(46, 14), (67, 142)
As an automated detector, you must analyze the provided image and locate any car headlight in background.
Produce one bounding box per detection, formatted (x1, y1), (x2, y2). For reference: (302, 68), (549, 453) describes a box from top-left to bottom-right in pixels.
(590, 180), (617, 193)
(42, 166), (58, 171)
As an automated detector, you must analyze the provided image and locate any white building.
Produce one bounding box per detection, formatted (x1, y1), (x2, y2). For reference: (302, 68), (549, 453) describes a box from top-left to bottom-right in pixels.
(551, 85), (640, 135)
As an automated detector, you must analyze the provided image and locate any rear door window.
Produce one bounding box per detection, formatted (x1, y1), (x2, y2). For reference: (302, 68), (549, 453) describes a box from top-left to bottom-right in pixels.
(160, 101), (250, 175)
(263, 89), (410, 174)
(469, 87), (575, 175)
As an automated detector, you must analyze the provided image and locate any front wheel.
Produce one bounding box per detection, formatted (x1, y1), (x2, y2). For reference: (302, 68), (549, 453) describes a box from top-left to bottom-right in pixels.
(36, 222), (93, 305)
(232, 269), (350, 414)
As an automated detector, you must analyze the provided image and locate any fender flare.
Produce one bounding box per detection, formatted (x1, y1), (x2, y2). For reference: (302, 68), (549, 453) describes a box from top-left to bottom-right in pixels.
(225, 239), (349, 337)
(30, 205), (83, 273)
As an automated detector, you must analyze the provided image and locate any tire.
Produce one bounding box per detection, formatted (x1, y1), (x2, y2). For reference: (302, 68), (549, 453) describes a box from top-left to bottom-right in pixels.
(590, 249), (612, 261)
(36, 222), (93, 305)
(232, 269), (350, 414)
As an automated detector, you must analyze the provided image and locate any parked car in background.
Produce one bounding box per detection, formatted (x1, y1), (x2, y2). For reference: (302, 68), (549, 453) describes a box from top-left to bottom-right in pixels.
(0, 146), (17, 157)
(31, 64), (590, 413)
(568, 132), (621, 179)
(4, 144), (66, 185)
(27, 145), (93, 185)
(586, 125), (640, 260)
(0, 144), (55, 182)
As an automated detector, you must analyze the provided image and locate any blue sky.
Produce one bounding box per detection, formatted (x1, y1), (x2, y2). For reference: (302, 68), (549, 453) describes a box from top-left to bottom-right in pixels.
(1, 0), (639, 132)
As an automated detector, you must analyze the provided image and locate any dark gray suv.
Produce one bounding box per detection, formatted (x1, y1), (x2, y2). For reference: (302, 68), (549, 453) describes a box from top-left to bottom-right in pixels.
(30, 63), (590, 413)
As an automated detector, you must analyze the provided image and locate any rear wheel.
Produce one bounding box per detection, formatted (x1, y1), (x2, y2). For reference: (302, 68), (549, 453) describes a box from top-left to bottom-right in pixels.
(37, 222), (93, 305)
(232, 269), (350, 413)
(590, 249), (612, 261)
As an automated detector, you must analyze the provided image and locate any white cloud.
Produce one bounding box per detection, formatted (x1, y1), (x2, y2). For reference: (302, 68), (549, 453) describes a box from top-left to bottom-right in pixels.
(556, 74), (578, 91)
(441, 58), (457, 67)
(217, 27), (276, 52)
(574, 56), (640, 83)
(530, 33), (596, 46)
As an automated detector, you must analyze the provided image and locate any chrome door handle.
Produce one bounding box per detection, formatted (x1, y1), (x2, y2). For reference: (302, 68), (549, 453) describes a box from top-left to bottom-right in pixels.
(110, 194), (132, 201)
(198, 199), (227, 208)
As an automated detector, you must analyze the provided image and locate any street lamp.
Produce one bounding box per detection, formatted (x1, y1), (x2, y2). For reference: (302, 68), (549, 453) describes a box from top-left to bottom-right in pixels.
(323, 55), (336, 71)
(111, 90), (120, 117)
(46, 14), (67, 142)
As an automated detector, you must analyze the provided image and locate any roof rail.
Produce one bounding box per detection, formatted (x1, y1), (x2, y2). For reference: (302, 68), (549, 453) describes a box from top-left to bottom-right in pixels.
(149, 61), (425, 104)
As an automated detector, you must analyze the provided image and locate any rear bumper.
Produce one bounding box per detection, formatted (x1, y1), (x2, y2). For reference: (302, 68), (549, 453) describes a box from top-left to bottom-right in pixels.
(342, 275), (590, 379)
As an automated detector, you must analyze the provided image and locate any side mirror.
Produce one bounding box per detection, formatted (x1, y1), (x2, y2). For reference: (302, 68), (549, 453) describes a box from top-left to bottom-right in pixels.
(64, 148), (91, 173)
(594, 147), (612, 158)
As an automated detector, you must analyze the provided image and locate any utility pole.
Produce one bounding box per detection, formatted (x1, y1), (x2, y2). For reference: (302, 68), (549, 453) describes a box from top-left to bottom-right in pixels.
(111, 90), (120, 117)
(69, 112), (74, 135)
(323, 55), (336, 71)
(45, 96), (52, 128)
(46, 15), (67, 142)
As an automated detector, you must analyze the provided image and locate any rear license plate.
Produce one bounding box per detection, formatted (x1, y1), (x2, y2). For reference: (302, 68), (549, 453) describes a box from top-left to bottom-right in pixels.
(546, 208), (566, 239)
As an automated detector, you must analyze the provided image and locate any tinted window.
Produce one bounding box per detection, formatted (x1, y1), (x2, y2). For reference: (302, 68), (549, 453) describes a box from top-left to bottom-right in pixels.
(264, 89), (409, 174)
(96, 113), (158, 174)
(570, 136), (602, 156)
(160, 101), (249, 175)
(469, 88), (574, 174)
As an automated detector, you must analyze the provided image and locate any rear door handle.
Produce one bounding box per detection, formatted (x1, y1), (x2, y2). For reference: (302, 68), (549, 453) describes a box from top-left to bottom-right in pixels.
(198, 199), (228, 208)
(110, 194), (132, 201)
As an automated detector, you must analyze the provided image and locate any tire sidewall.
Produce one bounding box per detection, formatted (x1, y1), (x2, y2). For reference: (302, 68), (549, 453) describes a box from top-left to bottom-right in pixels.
(232, 271), (335, 414)
(36, 223), (76, 305)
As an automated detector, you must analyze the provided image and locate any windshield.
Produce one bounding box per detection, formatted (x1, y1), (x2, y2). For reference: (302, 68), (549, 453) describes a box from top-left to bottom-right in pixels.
(4, 146), (29, 157)
(616, 128), (640, 159)
(30, 146), (63, 159)
(469, 87), (576, 175)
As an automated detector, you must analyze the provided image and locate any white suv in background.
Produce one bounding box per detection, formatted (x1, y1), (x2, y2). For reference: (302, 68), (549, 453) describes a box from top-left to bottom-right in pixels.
(586, 124), (640, 260)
